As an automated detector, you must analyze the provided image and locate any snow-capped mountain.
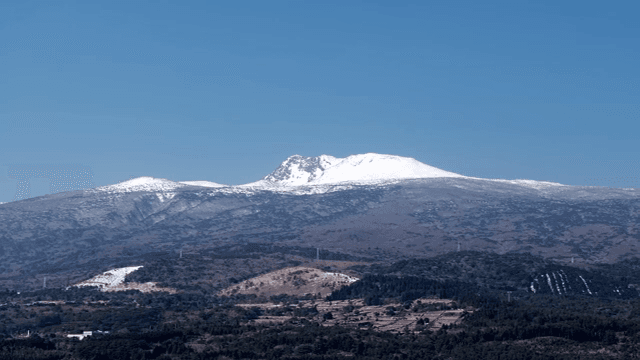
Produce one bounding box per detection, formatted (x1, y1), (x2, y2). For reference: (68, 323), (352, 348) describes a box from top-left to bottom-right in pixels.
(243, 153), (574, 193)
(92, 177), (228, 194)
(84, 153), (634, 200)
(92, 153), (468, 195)
(238, 153), (568, 194)
(95, 177), (188, 193)
(245, 153), (465, 188)
(238, 153), (570, 191)
(88, 153), (607, 197)
(2, 152), (639, 292)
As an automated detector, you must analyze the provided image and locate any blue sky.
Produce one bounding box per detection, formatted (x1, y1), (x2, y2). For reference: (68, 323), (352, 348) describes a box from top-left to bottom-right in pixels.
(1, 1), (639, 201)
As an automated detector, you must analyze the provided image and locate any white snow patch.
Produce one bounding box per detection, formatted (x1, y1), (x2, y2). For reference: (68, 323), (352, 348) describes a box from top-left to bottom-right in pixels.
(75, 266), (143, 290)
(545, 274), (554, 294)
(94, 177), (186, 194)
(155, 192), (176, 202)
(558, 271), (567, 293)
(234, 183), (359, 196)
(488, 179), (565, 189)
(578, 275), (592, 295)
(179, 181), (227, 188)
(551, 272), (562, 295)
(73, 266), (175, 293)
(560, 270), (572, 291)
(552, 272), (562, 294)
(320, 272), (359, 283)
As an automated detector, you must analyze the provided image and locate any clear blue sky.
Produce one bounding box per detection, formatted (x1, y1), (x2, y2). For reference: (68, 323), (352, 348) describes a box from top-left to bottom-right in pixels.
(1, 1), (639, 201)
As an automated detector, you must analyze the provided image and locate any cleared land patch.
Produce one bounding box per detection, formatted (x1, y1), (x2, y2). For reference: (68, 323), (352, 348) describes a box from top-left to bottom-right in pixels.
(74, 266), (177, 293)
(236, 297), (468, 334)
(219, 266), (359, 298)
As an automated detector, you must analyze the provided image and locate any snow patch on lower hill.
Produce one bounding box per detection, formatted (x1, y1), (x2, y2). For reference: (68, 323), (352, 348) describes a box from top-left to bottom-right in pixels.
(74, 266), (176, 293)
(319, 271), (359, 284)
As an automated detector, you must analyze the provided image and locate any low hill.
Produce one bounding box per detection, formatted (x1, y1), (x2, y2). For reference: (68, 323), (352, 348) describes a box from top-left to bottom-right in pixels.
(219, 266), (359, 298)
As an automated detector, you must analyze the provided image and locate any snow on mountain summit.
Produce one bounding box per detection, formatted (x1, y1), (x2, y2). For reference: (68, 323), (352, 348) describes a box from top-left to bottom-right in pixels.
(95, 177), (229, 193)
(317, 153), (465, 184)
(245, 153), (465, 187)
(260, 154), (341, 185)
(91, 153), (569, 196)
(95, 176), (187, 193)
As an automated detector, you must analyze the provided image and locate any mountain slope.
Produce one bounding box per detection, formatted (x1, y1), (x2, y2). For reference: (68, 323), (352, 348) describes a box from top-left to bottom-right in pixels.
(179, 181), (227, 188)
(0, 153), (639, 291)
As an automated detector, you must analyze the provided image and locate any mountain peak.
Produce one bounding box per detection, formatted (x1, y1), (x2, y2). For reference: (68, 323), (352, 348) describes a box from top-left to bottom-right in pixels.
(251, 153), (464, 187)
(96, 176), (186, 193)
(261, 154), (339, 185)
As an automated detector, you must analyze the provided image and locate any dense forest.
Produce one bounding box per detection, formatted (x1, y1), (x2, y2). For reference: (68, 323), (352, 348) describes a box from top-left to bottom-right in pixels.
(2, 285), (640, 358)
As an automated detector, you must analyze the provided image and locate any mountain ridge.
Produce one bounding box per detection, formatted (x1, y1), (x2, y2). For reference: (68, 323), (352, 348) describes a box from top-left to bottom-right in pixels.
(246, 153), (465, 188)
(1, 154), (639, 291)
(89, 153), (587, 195)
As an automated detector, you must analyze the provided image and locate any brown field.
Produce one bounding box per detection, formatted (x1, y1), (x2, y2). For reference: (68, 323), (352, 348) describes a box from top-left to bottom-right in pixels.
(237, 297), (469, 334)
(219, 265), (360, 298)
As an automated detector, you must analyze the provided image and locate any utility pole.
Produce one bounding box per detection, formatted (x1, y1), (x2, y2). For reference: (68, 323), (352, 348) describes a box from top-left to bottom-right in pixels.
(43, 277), (46, 290)
(316, 248), (320, 262)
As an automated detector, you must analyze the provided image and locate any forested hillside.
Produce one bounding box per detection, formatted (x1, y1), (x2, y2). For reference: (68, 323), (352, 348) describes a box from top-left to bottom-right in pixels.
(2, 250), (640, 359)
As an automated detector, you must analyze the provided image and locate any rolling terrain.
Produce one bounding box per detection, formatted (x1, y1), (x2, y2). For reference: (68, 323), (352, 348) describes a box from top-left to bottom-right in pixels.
(0, 154), (639, 291)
